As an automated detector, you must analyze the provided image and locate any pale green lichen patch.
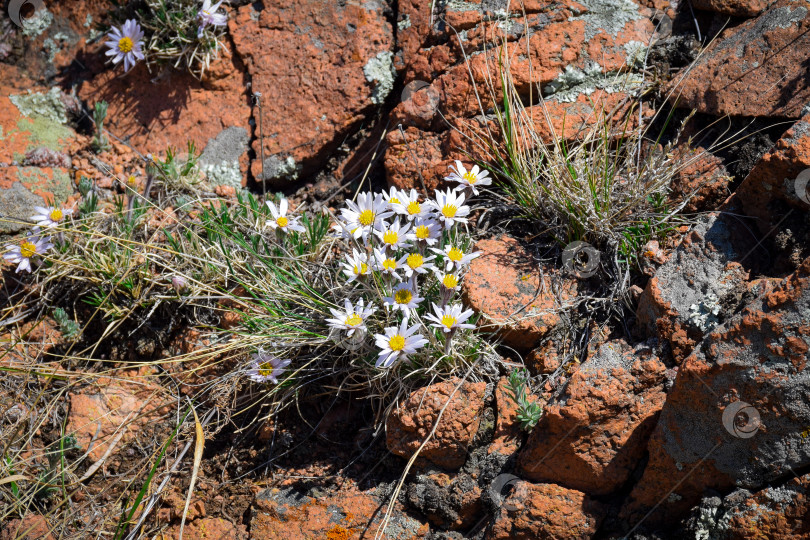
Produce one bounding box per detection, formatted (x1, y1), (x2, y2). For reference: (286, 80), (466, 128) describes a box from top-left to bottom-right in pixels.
(10, 88), (68, 124)
(569, 0), (644, 41)
(202, 161), (243, 188)
(363, 51), (396, 105)
(16, 167), (72, 204)
(7, 88), (73, 153)
(543, 62), (644, 102)
(21, 7), (54, 37)
(397, 14), (412, 31)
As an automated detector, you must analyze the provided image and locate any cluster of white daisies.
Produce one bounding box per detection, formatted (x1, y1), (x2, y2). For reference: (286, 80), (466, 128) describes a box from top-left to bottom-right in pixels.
(247, 161), (492, 383)
(3, 206), (73, 273)
(104, 0), (227, 73)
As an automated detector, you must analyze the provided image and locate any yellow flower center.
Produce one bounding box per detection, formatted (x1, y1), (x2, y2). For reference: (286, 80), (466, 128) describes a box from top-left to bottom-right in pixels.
(389, 197), (400, 204)
(127, 175), (137, 185)
(258, 361), (274, 377)
(358, 209), (375, 227)
(448, 247), (464, 262)
(394, 289), (413, 304)
(383, 258), (397, 271)
(118, 36), (133, 53)
(20, 241), (36, 259)
(441, 204), (458, 218)
(415, 225), (430, 240)
(353, 263), (368, 275)
(406, 253), (423, 269)
(383, 230), (399, 245)
(442, 274), (459, 289)
(389, 335), (406, 351)
(441, 315), (458, 329)
(345, 313), (363, 326)
(276, 216), (289, 228)
(49, 208), (63, 221)
(407, 201), (421, 215)
(463, 171), (478, 184)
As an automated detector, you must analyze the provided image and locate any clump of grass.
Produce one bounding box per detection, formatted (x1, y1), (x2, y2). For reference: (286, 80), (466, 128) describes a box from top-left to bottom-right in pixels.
(456, 29), (719, 285)
(91, 101), (110, 153)
(129, 0), (227, 78)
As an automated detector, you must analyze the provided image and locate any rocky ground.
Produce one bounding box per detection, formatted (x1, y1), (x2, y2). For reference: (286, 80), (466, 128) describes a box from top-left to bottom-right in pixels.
(1, 0), (810, 539)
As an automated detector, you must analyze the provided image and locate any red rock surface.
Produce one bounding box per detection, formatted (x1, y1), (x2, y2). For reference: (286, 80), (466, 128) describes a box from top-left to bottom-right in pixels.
(691, 0), (771, 16)
(722, 475), (810, 539)
(386, 378), (486, 470)
(251, 487), (428, 539)
(517, 340), (667, 495)
(621, 258), (810, 526)
(78, 53), (251, 181)
(668, 147), (732, 214)
(229, 0), (394, 185)
(488, 481), (606, 539)
(160, 518), (247, 540)
(0, 514), (55, 540)
(463, 235), (577, 350)
(668, 0), (810, 117)
(635, 214), (749, 362)
(736, 114), (810, 235)
(66, 377), (166, 462)
(387, 0), (655, 190)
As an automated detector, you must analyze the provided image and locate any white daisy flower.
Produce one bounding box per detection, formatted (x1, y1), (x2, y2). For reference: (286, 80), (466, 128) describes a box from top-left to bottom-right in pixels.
(3, 229), (53, 273)
(407, 217), (442, 246)
(430, 244), (481, 271)
(104, 19), (145, 73)
(383, 282), (424, 315)
(393, 188), (433, 221)
(374, 318), (428, 368)
(30, 205), (72, 228)
(435, 270), (462, 291)
(341, 249), (371, 282)
(375, 219), (412, 251)
(424, 303), (476, 333)
(383, 186), (404, 209)
(373, 248), (402, 279)
(397, 251), (436, 278)
(445, 160), (492, 195)
(326, 298), (376, 337)
(339, 192), (393, 243)
(198, 0), (228, 37)
(429, 188), (470, 228)
(246, 348), (291, 384)
(266, 198), (306, 233)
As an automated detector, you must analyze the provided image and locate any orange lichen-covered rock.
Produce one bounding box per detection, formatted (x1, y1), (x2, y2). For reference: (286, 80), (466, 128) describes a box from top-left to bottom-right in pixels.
(518, 340), (668, 495)
(386, 378), (487, 470)
(488, 481), (606, 539)
(621, 258), (810, 527)
(66, 377), (166, 462)
(250, 487), (427, 539)
(229, 0), (394, 185)
(668, 0), (810, 117)
(463, 235), (577, 351)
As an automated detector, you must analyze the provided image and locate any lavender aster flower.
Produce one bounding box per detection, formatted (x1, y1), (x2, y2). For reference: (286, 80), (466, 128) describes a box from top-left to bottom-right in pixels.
(104, 19), (145, 73)
(198, 0), (228, 37)
(247, 348), (291, 384)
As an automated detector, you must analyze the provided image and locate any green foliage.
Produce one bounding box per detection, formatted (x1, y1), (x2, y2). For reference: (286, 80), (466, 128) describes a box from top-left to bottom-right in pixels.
(506, 369), (543, 431)
(52, 308), (80, 341)
(91, 101), (110, 153)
